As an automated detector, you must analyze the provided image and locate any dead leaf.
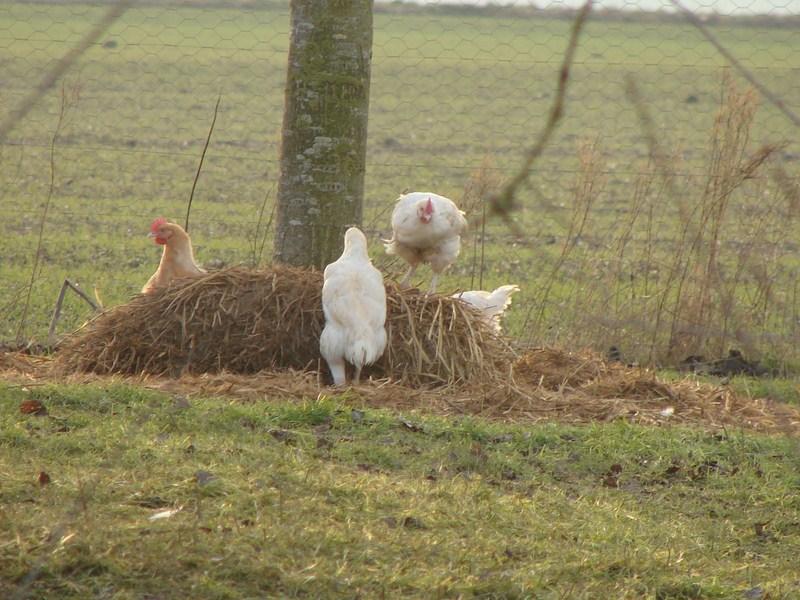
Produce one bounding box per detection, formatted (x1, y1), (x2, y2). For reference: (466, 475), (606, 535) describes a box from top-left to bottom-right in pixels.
(37, 471), (51, 486)
(20, 399), (47, 416)
(602, 463), (623, 488)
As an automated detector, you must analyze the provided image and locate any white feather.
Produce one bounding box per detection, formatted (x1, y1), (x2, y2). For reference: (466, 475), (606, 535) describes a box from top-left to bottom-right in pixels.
(320, 227), (388, 386)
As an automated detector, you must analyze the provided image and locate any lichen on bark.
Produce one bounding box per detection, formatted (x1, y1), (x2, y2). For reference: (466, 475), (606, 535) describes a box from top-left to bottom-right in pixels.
(273, 0), (374, 269)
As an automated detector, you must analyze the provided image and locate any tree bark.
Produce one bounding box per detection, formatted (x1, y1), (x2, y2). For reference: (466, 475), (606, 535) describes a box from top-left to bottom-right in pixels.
(273, 0), (373, 269)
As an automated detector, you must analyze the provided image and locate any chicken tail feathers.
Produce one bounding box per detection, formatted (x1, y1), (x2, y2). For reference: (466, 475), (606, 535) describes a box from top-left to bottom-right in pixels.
(480, 284), (520, 321)
(490, 285), (520, 311)
(345, 332), (386, 369)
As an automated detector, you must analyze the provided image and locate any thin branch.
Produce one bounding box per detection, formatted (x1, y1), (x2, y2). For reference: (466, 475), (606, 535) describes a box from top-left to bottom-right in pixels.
(185, 95), (221, 233)
(482, 0), (593, 232)
(250, 183), (277, 267)
(16, 84), (70, 344)
(0, 0), (131, 144)
(667, 0), (800, 128)
(48, 279), (101, 346)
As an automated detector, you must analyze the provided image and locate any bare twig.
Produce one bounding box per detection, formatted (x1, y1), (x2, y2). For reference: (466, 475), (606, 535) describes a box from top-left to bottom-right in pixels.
(249, 183), (277, 267)
(0, 0), (131, 144)
(185, 95), (221, 233)
(16, 83), (73, 343)
(668, 0), (800, 128)
(48, 279), (101, 345)
(483, 0), (592, 232)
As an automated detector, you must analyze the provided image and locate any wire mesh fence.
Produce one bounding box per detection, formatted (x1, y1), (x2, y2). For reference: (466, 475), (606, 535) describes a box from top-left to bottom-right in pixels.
(1, 0), (799, 367)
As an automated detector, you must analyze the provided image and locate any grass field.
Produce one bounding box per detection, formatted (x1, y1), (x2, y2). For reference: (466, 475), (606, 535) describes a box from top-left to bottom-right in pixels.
(2, 4), (800, 597)
(2, 1), (799, 366)
(2, 380), (800, 598)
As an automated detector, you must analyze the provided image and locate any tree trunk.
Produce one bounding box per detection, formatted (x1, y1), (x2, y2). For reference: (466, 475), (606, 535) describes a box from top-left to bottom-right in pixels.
(273, 0), (373, 269)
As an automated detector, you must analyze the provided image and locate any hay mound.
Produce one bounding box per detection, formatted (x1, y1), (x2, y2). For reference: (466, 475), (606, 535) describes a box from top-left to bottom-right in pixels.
(511, 348), (799, 434)
(514, 347), (612, 389)
(54, 266), (512, 386)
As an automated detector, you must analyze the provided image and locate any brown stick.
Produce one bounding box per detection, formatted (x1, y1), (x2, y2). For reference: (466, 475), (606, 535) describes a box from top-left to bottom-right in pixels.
(48, 280), (101, 345)
(667, 0), (800, 128)
(185, 95), (222, 233)
(481, 0), (593, 233)
(0, 0), (131, 144)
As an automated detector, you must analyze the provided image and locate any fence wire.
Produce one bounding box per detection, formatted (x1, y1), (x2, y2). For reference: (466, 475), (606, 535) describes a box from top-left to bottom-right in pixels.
(1, 0), (799, 366)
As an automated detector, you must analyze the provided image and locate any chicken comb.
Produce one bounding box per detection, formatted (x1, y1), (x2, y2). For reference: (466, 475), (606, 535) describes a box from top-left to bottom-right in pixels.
(150, 217), (168, 233)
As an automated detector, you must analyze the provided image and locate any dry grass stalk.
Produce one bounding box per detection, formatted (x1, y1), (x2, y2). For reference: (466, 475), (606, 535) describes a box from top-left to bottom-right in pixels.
(536, 72), (796, 368)
(462, 155), (504, 290)
(53, 266), (514, 387)
(522, 137), (604, 338)
(184, 95), (221, 233)
(17, 81), (81, 344)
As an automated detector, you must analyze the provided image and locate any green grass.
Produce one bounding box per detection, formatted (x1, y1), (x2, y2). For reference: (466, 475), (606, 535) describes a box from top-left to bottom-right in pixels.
(2, 1), (800, 363)
(2, 380), (800, 598)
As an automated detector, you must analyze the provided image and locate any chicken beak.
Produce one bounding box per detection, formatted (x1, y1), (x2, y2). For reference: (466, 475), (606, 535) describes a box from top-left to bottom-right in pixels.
(147, 231), (157, 238)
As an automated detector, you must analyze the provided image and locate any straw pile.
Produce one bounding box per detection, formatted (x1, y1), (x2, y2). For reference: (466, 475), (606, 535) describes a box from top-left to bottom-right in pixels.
(54, 266), (513, 386)
(511, 348), (800, 434)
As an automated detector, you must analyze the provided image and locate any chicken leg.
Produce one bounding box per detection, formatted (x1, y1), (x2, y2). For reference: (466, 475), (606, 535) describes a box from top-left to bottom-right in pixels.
(428, 272), (440, 294)
(399, 264), (418, 289)
(353, 365), (362, 385)
(326, 356), (347, 387)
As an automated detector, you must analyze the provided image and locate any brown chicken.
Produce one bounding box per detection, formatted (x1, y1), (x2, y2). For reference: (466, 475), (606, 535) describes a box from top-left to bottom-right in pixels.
(141, 218), (205, 294)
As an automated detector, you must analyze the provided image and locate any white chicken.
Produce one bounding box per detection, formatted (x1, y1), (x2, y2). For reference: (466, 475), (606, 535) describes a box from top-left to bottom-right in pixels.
(384, 191), (468, 293)
(453, 284), (520, 332)
(320, 227), (388, 386)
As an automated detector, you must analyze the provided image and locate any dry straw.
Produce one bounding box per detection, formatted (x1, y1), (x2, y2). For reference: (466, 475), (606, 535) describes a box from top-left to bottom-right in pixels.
(5, 346), (800, 435)
(54, 265), (514, 387)
(12, 265), (799, 435)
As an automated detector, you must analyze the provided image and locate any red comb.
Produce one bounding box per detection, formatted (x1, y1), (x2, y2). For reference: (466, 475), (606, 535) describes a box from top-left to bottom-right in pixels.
(424, 197), (434, 213)
(150, 217), (168, 233)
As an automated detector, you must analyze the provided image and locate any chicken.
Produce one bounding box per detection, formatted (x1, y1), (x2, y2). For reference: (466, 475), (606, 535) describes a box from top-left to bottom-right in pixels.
(141, 218), (205, 294)
(384, 191), (468, 293)
(320, 227), (388, 386)
(453, 284), (520, 332)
